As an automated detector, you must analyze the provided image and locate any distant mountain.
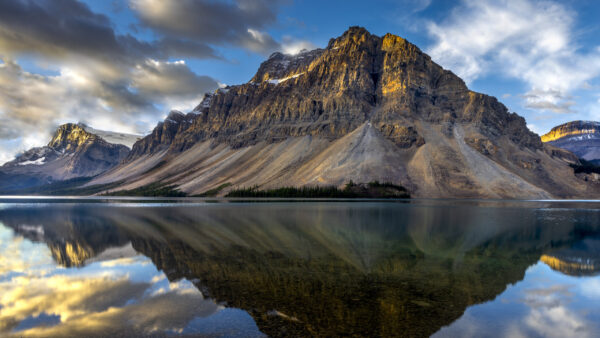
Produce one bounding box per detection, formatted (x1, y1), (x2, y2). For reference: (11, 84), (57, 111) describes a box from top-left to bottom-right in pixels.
(0, 123), (131, 193)
(84, 27), (596, 198)
(541, 121), (600, 164)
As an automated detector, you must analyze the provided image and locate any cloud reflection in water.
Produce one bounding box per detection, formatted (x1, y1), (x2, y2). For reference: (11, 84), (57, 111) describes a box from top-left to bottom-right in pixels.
(0, 224), (264, 337)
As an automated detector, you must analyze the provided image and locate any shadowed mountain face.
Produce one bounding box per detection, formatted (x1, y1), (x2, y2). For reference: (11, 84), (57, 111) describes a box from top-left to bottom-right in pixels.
(0, 124), (130, 192)
(2, 201), (600, 336)
(88, 27), (597, 199)
(542, 121), (600, 163)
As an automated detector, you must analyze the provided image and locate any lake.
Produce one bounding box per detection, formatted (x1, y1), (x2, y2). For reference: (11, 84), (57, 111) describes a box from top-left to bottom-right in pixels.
(0, 198), (599, 337)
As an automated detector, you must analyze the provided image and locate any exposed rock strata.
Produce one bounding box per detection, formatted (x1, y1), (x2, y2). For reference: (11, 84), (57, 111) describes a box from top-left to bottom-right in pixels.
(91, 27), (598, 198)
(542, 121), (600, 162)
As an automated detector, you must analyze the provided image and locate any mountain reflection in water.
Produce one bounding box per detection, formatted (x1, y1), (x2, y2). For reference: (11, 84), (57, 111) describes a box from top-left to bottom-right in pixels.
(0, 200), (600, 337)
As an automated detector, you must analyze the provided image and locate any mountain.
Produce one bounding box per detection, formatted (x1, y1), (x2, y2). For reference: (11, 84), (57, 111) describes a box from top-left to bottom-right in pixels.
(541, 121), (600, 164)
(82, 27), (597, 198)
(0, 123), (131, 192)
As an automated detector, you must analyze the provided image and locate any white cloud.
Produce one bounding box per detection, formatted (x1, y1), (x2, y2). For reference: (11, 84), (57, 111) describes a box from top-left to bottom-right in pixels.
(524, 305), (591, 338)
(527, 123), (542, 135)
(426, 0), (600, 115)
(522, 89), (576, 114)
(410, 0), (432, 13)
(0, 57), (218, 164)
(579, 278), (600, 299)
(281, 37), (318, 55)
(130, 0), (284, 55)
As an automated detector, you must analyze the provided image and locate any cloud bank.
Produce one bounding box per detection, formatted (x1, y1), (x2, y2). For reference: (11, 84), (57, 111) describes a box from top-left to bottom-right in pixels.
(426, 0), (600, 116)
(0, 0), (311, 164)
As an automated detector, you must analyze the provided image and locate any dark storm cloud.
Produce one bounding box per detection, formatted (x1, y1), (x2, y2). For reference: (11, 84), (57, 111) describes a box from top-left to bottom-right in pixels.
(129, 0), (286, 54)
(0, 0), (304, 164)
(132, 60), (219, 97)
(0, 0), (220, 62)
(156, 37), (224, 60)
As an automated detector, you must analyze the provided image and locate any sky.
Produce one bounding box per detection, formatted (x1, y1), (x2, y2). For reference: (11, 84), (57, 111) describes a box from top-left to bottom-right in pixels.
(1, 0), (600, 164)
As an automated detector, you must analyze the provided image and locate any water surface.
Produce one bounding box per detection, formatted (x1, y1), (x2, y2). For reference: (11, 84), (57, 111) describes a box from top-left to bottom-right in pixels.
(0, 198), (599, 337)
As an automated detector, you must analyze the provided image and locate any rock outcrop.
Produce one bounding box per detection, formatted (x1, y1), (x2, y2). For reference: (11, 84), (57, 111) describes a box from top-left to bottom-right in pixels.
(0, 123), (131, 192)
(542, 121), (600, 163)
(88, 27), (599, 198)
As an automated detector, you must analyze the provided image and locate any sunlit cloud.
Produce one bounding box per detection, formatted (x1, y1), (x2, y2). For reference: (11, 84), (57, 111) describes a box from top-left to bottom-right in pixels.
(0, 0), (317, 164)
(0, 225), (221, 336)
(0, 56), (218, 164)
(129, 0), (285, 54)
(433, 263), (599, 337)
(426, 0), (600, 116)
(281, 37), (318, 55)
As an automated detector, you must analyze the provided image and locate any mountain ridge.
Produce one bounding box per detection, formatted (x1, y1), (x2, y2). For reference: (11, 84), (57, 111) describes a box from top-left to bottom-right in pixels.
(542, 120), (600, 163)
(3, 27), (599, 198)
(84, 27), (598, 198)
(0, 123), (130, 192)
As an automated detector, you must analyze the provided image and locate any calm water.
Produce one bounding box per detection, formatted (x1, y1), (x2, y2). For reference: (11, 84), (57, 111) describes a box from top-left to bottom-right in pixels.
(1, 198), (600, 337)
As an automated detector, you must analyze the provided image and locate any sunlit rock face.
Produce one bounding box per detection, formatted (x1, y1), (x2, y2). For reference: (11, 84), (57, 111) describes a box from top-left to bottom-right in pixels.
(542, 121), (600, 163)
(92, 27), (598, 199)
(0, 123), (130, 192)
(541, 239), (600, 276)
(130, 27), (541, 155)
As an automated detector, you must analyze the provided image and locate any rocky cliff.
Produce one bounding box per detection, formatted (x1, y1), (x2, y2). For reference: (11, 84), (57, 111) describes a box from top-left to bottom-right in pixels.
(0, 123), (131, 192)
(542, 121), (600, 163)
(89, 27), (598, 198)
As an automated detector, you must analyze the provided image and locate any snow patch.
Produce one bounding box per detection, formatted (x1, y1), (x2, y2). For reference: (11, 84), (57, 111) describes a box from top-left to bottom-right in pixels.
(267, 73), (305, 85)
(566, 134), (600, 141)
(200, 97), (212, 109)
(19, 157), (45, 166)
(79, 123), (141, 148)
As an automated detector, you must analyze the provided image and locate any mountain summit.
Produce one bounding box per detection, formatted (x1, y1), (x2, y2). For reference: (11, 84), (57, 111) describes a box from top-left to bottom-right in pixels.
(86, 27), (597, 198)
(0, 123), (131, 192)
(542, 121), (600, 164)
(9, 27), (600, 198)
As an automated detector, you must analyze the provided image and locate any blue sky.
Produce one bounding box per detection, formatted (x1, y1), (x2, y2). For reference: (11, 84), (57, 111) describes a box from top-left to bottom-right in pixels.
(0, 0), (600, 163)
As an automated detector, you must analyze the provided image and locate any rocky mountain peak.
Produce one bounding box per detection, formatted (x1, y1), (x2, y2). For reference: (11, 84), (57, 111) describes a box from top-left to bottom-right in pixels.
(541, 121), (600, 142)
(47, 123), (95, 153)
(166, 110), (185, 123)
(250, 48), (324, 83)
(126, 26), (543, 161)
(192, 93), (214, 113)
(329, 26), (374, 47)
(542, 120), (600, 163)
(91, 27), (597, 199)
(0, 122), (132, 192)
